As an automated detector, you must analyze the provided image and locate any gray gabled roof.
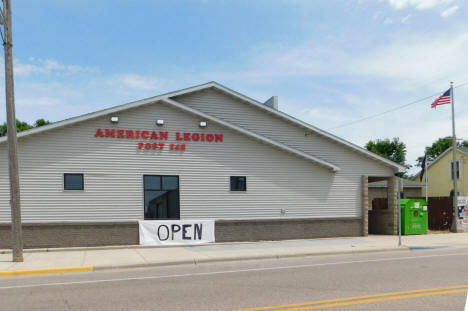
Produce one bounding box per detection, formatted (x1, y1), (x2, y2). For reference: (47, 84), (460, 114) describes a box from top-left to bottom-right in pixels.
(0, 81), (404, 172)
(162, 98), (339, 171)
(176, 82), (404, 171)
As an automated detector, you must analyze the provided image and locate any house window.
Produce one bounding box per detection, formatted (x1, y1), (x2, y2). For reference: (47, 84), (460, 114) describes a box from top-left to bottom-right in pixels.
(144, 175), (180, 220)
(230, 176), (246, 191)
(64, 174), (84, 190)
(450, 160), (461, 180)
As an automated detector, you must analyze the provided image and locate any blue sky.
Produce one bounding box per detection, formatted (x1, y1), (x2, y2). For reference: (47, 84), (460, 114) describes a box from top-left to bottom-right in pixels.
(2, 0), (468, 173)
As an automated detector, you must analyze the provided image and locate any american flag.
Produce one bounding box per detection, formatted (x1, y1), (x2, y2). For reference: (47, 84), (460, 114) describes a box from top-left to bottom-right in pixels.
(431, 88), (451, 108)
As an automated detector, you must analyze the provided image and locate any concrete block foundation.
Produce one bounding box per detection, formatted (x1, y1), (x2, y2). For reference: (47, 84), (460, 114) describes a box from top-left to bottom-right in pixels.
(0, 218), (362, 249)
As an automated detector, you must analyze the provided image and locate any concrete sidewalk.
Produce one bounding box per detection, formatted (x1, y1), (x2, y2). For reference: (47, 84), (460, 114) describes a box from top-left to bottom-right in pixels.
(1, 233), (468, 276)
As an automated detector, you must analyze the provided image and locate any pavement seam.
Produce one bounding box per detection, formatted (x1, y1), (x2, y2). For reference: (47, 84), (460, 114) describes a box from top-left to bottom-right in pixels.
(133, 248), (149, 264)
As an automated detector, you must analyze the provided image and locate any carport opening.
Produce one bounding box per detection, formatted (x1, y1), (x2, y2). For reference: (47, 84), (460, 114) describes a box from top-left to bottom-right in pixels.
(367, 176), (398, 235)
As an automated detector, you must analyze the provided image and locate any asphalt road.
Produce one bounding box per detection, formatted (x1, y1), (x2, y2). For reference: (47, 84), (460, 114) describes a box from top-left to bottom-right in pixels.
(0, 248), (467, 311)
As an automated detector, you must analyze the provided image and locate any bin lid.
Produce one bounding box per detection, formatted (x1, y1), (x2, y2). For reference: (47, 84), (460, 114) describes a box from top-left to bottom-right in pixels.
(399, 199), (411, 206)
(399, 198), (428, 206)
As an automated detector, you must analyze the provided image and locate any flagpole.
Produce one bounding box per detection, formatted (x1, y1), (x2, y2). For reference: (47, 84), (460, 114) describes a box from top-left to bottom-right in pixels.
(425, 153), (428, 203)
(450, 81), (460, 232)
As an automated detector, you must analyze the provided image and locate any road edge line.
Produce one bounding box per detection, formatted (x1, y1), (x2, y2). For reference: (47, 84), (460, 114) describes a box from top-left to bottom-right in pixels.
(0, 266), (94, 277)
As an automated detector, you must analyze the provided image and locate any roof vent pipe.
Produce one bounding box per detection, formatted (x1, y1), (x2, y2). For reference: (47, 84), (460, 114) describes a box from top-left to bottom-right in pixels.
(264, 96), (278, 110)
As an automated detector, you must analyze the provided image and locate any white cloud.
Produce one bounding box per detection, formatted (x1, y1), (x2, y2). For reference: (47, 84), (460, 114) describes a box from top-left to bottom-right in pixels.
(382, 14), (411, 25)
(387, 0), (457, 10)
(441, 5), (459, 17)
(13, 58), (98, 76)
(215, 30), (468, 90)
(110, 74), (162, 90)
(301, 107), (350, 125)
(16, 95), (64, 107)
(356, 32), (468, 86)
(400, 14), (412, 23)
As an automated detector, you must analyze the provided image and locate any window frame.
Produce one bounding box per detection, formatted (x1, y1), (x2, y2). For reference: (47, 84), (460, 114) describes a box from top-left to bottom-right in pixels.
(230, 176), (247, 192)
(143, 175), (180, 220)
(450, 160), (461, 180)
(63, 173), (84, 191)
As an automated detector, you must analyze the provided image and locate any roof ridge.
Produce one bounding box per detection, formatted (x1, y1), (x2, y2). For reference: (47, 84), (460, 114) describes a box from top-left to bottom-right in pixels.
(163, 98), (340, 172)
(0, 81), (404, 172)
(181, 82), (405, 172)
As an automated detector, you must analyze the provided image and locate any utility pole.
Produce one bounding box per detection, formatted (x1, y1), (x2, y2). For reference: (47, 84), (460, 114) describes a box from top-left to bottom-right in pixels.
(1, 0), (24, 262)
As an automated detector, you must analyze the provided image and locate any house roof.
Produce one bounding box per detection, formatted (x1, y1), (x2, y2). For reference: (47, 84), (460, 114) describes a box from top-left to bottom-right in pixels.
(0, 81), (404, 172)
(162, 98), (340, 171)
(415, 146), (468, 178)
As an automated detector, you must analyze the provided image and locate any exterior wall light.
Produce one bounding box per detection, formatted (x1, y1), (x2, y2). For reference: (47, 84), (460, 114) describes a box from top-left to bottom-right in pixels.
(110, 116), (119, 123)
(199, 121), (207, 128)
(156, 120), (164, 126)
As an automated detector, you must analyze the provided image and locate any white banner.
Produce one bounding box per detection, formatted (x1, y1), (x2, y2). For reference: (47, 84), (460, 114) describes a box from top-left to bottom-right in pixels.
(457, 197), (468, 230)
(139, 220), (215, 245)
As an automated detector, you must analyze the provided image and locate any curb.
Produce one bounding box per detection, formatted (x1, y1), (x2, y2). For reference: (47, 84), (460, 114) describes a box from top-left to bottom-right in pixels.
(94, 246), (411, 271)
(0, 246), (413, 276)
(0, 266), (94, 277)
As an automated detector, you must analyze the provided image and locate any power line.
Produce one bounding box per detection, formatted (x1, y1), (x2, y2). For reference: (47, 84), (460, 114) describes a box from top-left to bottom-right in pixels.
(326, 81), (468, 131)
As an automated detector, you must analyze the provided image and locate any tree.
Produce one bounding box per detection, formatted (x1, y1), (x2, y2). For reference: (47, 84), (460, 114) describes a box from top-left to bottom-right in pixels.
(15, 120), (33, 132)
(0, 118), (51, 137)
(416, 136), (468, 166)
(34, 119), (50, 127)
(365, 137), (410, 174)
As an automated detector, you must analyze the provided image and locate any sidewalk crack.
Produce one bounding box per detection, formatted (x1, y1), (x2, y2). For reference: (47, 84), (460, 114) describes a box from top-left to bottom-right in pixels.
(81, 250), (87, 266)
(134, 249), (149, 264)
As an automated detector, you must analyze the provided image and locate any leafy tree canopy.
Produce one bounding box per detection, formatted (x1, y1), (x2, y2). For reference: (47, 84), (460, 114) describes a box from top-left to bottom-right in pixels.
(416, 136), (468, 166)
(34, 119), (50, 127)
(365, 137), (410, 173)
(0, 119), (51, 137)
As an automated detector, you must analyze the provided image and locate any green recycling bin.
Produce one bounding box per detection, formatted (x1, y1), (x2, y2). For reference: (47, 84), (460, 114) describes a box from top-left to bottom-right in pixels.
(400, 199), (428, 235)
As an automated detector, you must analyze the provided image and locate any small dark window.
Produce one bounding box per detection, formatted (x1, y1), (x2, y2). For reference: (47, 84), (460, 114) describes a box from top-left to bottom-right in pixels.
(451, 161), (460, 180)
(64, 174), (84, 190)
(230, 176), (246, 191)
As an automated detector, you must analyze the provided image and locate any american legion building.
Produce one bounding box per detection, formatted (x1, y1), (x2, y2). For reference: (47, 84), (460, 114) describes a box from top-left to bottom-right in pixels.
(0, 82), (405, 248)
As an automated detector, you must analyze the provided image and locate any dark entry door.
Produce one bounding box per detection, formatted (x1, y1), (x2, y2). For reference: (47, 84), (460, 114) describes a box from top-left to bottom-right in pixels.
(144, 175), (180, 220)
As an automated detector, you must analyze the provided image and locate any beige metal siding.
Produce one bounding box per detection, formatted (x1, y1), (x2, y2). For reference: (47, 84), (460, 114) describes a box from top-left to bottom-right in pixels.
(173, 89), (396, 216)
(1, 101), (351, 223)
(173, 89), (395, 176)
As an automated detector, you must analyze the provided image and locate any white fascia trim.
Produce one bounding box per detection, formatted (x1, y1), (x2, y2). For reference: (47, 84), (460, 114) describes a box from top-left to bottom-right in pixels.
(0, 82), (219, 144)
(0, 97), (162, 144)
(162, 98), (340, 172)
(194, 82), (405, 173)
(0, 79), (403, 172)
